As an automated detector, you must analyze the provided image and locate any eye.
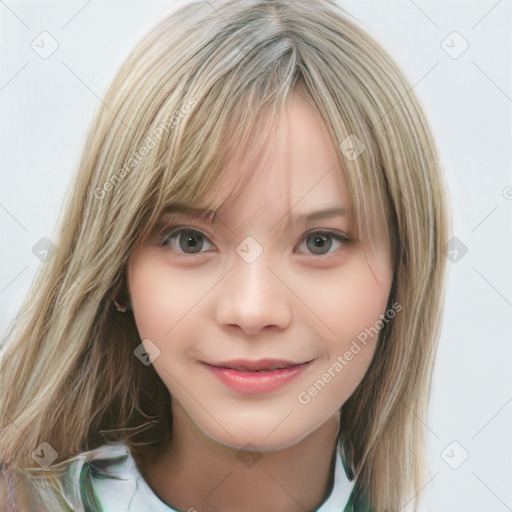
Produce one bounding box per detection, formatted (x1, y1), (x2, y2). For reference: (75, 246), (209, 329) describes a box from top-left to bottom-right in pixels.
(295, 230), (350, 256)
(160, 228), (215, 254)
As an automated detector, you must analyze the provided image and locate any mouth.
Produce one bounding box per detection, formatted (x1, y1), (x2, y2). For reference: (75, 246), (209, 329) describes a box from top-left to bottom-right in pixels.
(205, 358), (311, 372)
(201, 358), (314, 394)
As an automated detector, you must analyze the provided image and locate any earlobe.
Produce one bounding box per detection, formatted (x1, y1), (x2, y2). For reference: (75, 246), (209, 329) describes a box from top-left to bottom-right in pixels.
(111, 272), (132, 314)
(113, 299), (132, 313)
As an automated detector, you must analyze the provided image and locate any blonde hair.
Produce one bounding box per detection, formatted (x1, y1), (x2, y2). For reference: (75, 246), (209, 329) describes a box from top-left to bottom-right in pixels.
(0, 0), (451, 510)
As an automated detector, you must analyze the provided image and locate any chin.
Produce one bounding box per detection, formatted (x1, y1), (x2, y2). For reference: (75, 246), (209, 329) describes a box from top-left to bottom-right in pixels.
(195, 413), (320, 453)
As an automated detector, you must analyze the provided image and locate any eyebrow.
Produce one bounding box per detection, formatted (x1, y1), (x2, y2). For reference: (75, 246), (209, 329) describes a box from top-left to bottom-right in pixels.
(295, 206), (349, 224)
(158, 204), (218, 223)
(157, 203), (349, 225)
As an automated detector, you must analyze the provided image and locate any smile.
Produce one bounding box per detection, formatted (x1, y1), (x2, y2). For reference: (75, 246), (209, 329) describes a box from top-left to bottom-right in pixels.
(201, 359), (313, 394)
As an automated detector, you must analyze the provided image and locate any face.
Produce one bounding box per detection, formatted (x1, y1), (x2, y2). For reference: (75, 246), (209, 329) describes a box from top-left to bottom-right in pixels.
(128, 89), (393, 452)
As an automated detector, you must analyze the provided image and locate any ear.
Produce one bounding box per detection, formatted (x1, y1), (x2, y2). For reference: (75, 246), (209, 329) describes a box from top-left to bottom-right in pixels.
(110, 271), (131, 311)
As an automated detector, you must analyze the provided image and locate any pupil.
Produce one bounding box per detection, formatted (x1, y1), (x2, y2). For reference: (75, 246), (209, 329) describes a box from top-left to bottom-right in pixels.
(180, 230), (203, 253)
(307, 233), (332, 254)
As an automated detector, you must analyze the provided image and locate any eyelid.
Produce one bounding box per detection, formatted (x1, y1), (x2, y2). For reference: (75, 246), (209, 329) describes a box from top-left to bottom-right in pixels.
(159, 225), (216, 248)
(293, 229), (352, 255)
(157, 225), (352, 255)
(300, 227), (351, 241)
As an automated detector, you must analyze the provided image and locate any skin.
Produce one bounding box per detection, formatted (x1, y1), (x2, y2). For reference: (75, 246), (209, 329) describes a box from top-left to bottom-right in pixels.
(127, 87), (393, 512)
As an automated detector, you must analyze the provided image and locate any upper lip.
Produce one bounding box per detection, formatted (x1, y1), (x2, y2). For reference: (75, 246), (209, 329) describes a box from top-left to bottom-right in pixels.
(204, 358), (310, 371)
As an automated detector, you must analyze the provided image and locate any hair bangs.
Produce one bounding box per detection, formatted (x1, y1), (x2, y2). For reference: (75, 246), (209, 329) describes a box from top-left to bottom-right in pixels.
(133, 28), (300, 245)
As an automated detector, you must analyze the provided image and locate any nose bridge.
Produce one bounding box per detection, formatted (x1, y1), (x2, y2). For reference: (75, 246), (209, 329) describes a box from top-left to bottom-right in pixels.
(234, 250), (273, 299)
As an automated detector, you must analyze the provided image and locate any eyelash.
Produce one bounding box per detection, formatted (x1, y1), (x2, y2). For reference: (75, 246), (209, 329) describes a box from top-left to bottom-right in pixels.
(157, 226), (352, 258)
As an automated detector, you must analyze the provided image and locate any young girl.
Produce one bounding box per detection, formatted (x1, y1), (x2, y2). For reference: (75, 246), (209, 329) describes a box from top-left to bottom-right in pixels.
(0, 0), (450, 510)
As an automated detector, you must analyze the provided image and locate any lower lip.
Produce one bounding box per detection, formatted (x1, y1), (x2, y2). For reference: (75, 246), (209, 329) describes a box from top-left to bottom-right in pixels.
(203, 362), (312, 394)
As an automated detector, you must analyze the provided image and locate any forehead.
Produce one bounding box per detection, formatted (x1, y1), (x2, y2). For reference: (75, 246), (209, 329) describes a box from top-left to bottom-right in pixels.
(200, 90), (353, 229)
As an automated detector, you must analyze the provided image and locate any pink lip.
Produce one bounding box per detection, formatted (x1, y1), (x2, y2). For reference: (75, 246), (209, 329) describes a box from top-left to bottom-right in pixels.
(202, 360), (312, 394)
(208, 358), (306, 371)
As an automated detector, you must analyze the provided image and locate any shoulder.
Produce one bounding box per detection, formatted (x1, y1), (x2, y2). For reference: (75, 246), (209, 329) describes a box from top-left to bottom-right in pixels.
(0, 464), (40, 511)
(79, 443), (177, 512)
(68, 441), (133, 480)
(0, 465), (18, 511)
(1, 442), (136, 512)
(68, 441), (142, 512)
(343, 487), (372, 512)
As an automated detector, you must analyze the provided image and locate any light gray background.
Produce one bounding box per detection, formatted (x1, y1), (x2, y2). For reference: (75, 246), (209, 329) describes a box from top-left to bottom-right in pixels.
(1, 1), (511, 510)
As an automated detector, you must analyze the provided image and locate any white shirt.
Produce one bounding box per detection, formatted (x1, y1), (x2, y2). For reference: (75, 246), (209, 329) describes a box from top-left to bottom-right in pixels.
(70, 442), (356, 512)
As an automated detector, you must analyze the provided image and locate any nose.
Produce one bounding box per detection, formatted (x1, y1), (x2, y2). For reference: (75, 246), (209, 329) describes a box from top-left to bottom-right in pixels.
(215, 255), (293, 336)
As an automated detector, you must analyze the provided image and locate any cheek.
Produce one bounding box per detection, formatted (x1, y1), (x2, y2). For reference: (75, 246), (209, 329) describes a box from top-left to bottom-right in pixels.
(294, 257), (392, 410)
(296, 254), (392, 348)
(127, 254), (206, 343)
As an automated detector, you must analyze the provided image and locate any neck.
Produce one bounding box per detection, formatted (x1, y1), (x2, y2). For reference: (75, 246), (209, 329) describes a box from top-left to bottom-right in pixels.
(133, 405), (341, 512)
